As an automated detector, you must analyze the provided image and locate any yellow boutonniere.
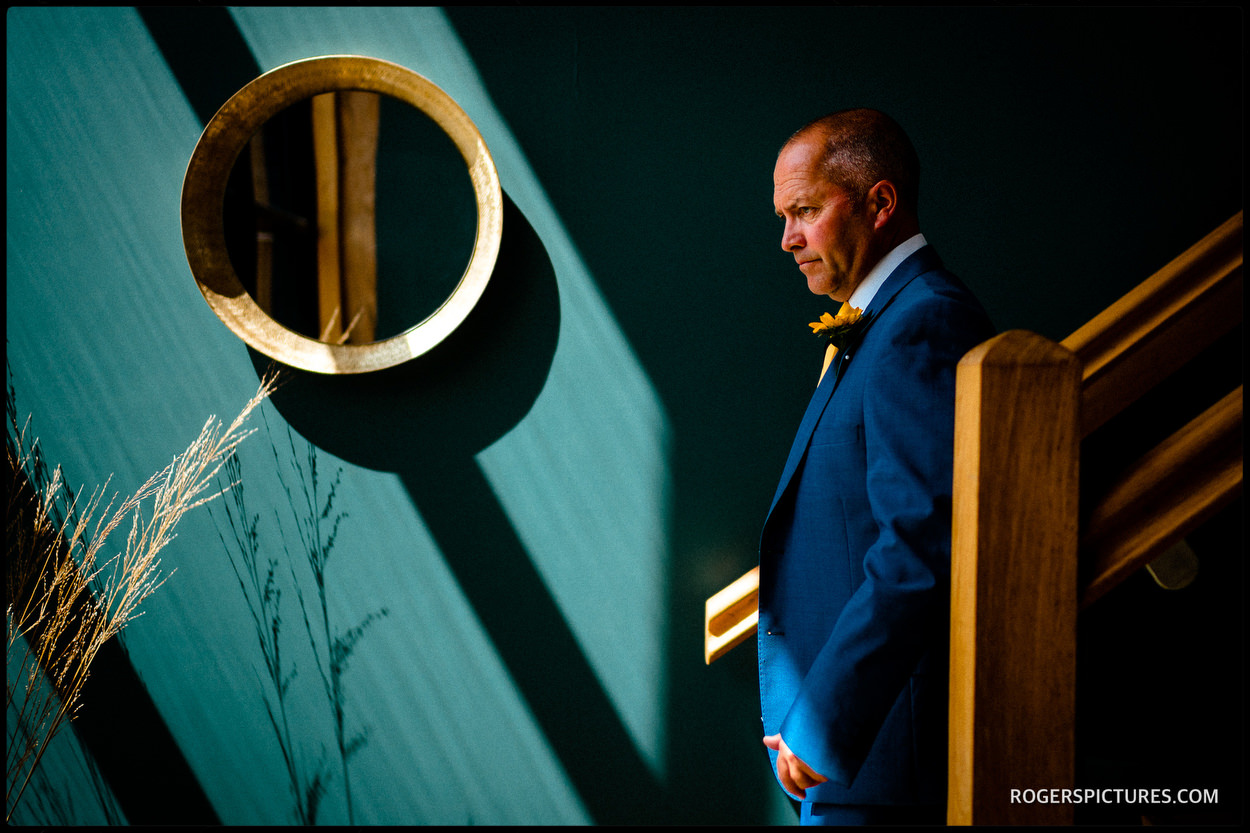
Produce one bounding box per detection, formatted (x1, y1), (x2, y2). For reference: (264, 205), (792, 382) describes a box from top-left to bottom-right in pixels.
(809, 301), (872, 353)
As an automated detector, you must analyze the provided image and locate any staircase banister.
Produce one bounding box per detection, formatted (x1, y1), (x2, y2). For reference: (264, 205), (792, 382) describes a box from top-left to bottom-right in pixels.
(1062, 211), (1243, 437)
(1079, 386), (1243, 608)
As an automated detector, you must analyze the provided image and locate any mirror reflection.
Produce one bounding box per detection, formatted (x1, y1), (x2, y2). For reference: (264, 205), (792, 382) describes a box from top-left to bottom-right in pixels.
(222, 90), (478, 344)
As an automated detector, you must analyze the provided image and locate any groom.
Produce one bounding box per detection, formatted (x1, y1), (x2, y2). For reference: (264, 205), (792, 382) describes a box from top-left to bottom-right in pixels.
(759, 109), (994, 826)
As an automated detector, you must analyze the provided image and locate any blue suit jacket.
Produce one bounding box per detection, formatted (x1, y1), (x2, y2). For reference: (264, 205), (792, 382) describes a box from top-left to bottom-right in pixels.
(758, 245), (994, 805)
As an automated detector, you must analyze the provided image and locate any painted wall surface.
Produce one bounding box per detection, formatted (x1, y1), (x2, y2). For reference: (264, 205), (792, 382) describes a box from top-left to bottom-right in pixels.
(6, 6), (1242, 826)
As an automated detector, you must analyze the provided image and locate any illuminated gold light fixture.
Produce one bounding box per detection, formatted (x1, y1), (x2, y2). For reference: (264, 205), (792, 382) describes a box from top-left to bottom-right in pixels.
(182, 55), (502, 374)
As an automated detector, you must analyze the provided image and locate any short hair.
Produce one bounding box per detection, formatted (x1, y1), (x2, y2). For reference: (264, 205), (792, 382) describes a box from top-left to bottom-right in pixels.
(786, 108), (921, 210)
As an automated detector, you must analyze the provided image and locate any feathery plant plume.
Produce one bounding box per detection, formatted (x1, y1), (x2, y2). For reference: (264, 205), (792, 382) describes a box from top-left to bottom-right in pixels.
(8, 729), (123, 827)
(5, 369), (277, 821)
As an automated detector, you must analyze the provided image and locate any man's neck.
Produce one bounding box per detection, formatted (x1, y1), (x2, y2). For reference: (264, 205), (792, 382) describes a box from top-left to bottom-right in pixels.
(848, 232), (928, 311)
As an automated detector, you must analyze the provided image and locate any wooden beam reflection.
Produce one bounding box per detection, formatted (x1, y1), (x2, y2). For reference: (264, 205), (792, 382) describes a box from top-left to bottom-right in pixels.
(313, 91), (379, 344)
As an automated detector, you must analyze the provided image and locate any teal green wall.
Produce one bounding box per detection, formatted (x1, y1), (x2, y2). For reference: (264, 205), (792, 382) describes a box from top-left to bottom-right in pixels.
(7, 6), (1242, 826)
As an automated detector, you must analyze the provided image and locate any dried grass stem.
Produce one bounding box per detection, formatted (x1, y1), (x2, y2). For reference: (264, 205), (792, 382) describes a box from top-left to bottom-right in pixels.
(6, 373), (278, 820)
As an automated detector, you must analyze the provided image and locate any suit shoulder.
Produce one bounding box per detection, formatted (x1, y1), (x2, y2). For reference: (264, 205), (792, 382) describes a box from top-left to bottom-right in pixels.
(902, 265), (983, 306)
(884, 269), (992, 333)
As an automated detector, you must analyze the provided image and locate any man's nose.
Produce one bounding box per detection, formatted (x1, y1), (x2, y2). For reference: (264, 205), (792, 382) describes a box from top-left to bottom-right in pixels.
(781, 221), (803, 252)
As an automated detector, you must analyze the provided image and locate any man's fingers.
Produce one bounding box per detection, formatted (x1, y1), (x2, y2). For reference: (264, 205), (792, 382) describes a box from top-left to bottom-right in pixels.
(763, 734), (828, 798)
(777, 757), (804, 799)
(786, 758), (825, 789)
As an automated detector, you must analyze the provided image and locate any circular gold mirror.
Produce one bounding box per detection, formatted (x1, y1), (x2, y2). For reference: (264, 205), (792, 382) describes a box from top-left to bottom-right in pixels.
(182, 55), (502, 374)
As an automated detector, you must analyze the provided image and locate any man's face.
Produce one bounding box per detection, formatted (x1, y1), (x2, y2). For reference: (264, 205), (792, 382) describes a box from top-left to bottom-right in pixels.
(773, 135), (877, 302)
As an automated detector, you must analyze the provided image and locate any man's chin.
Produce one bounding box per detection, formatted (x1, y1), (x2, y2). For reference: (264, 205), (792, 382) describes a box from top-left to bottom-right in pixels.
(805, 273), (852, 302)
(805, 275), (828, 296)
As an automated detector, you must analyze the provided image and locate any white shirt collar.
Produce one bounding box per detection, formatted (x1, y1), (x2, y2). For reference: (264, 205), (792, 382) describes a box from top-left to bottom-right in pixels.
(848, 233), (928, 311)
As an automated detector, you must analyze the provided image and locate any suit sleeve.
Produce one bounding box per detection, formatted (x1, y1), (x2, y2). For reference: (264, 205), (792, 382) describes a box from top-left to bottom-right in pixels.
(778, 285), (992, 787)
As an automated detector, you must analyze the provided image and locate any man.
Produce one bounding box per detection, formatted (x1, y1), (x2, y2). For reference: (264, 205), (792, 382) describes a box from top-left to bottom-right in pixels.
(759, 109), (995, 826)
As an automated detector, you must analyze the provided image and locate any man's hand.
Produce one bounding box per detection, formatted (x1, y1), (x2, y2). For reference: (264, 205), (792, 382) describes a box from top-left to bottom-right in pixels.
(763, 733), (829, 799)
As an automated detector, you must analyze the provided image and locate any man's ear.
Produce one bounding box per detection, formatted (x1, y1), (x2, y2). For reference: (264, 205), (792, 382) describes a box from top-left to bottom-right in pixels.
(866, 180), (899, 230)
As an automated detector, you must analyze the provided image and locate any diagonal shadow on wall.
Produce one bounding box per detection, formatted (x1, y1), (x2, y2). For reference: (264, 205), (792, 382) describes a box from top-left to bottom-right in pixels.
(257, 195), (673, 825)
(141, 8), (673, 821)
(20, 14), (263, 826)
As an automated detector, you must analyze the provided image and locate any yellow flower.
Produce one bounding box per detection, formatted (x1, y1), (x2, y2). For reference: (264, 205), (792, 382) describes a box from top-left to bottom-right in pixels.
(808, 301), (871, 351)
(810, 301), (862, 334)
(808, 314), (832, 335)
(832, 301), (862, 327)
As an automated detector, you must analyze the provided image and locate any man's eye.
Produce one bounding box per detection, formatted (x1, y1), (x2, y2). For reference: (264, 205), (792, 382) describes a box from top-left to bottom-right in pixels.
(798, 207), (816, 216)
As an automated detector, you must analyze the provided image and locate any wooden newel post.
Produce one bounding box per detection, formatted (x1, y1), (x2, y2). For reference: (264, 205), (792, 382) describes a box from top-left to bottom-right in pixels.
(948, 330), (1082, 825)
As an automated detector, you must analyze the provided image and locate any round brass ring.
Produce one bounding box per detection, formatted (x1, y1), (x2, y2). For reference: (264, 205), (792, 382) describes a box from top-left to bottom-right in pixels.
(181, 55), (502, 374)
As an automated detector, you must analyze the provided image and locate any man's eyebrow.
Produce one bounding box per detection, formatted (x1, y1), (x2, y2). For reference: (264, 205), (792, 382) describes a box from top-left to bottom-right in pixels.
(774, 197), (804, 216)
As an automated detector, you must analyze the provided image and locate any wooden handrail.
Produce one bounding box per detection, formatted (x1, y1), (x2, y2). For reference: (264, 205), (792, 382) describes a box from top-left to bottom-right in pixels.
(1062, 212), (1242, 437)
(1066, 210), (1243, 605)
(948, 212), (1243, 825)
(1079, 386), (1243, 608)
(704, 566), (759, 664)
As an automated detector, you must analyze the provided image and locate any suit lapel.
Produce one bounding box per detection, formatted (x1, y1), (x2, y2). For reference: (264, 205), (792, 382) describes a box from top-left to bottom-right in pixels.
(764, 246), (942, 520)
